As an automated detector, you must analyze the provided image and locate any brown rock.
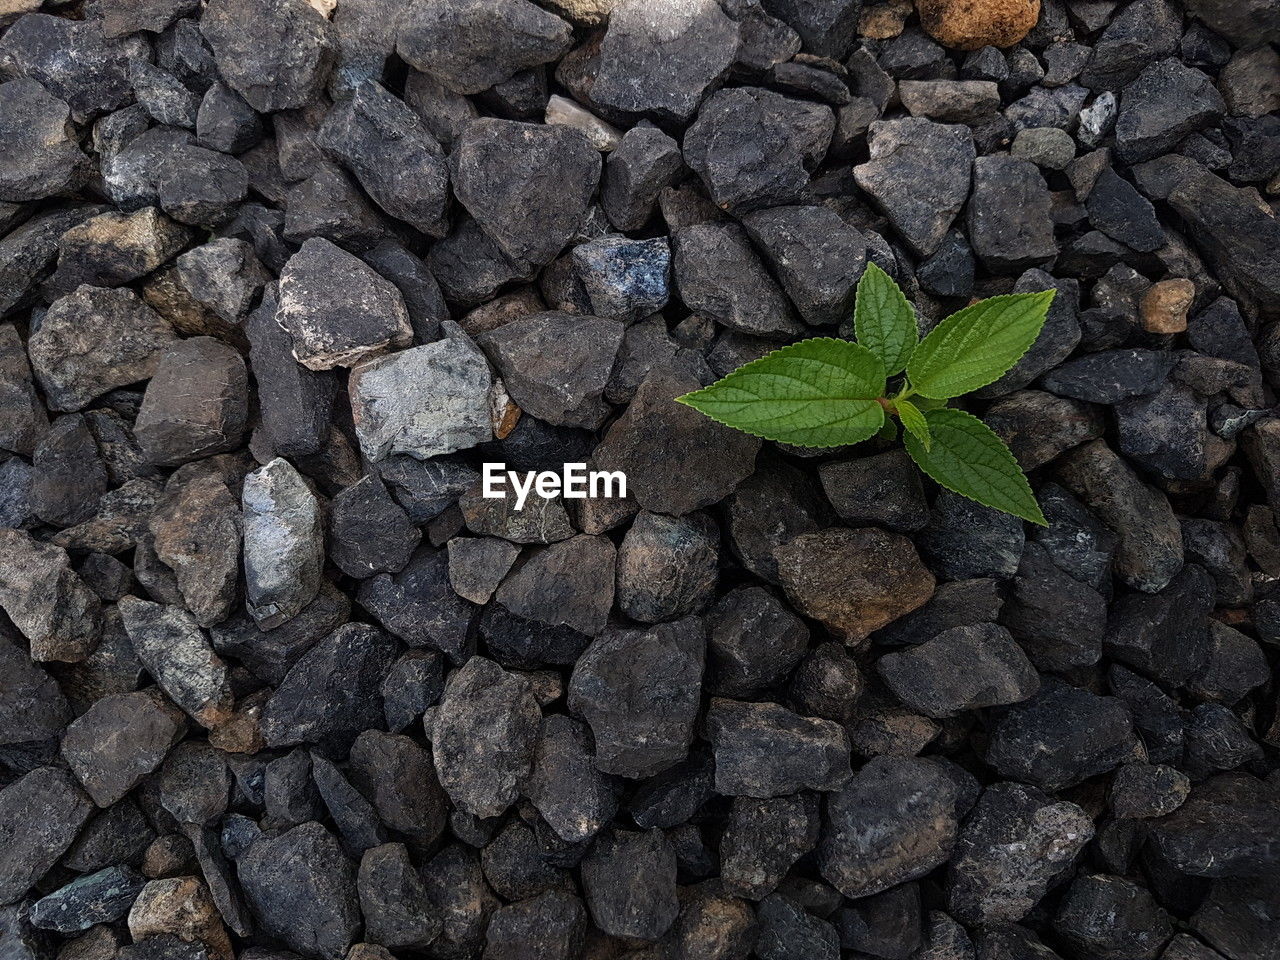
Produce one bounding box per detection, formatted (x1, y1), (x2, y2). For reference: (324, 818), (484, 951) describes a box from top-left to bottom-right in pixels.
(774, 528), (935, 644)
(128, 876), (233, 960)
(861, 0), (913, 39)
(1141, 278), (1196, 334)
(917, 0), (1041, 50)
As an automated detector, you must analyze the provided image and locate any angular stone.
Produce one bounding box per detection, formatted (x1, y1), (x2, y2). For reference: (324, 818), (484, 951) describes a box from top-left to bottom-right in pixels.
(430, 657), (540, 818)
(525, 715), (619, 844)
(275, 238), (412, 371)
(0, 14), (133, 122)
(1001, 540), (1107, 672)
(50, 208), (191, 296)
(358, 546), (475, 657)
(568, 617), (704, 778)
(28, 285), (177, 413)
(62, 690), (186, 807)
(485, 889), (585, 960)
(174, 239), (268, 325)
(580, 828), (678, 941)
(775, 528), (934, 644)
(149, 473), (242, 627)
(1115, 59), (1225, 164)
(683, 86), (835, 214)
(317, 81), (450, 238)
(720, 793), (819, 900)
(673, 222), (803, 339)
(985, 391), (1103, 471)
(31, 866), (146, 934)
(1042, 348), (1175, 405)
(614, 511), (716, 623)
(129, 60), (200, 129)
(819, 757), (958, 900)
(0, 79), (88, 202)
(200, 0), (334, 113)
(602, 124), (684, 231)
(238, 823), (360, 960)
(1147, 773), (1280, 879)
(358, 844), (440, 950)
(0, 767), (94, 904)
(706, 698), (852, 798)
(1057, 440), (1183, 593)
(854, 118), (975, 257)
(0, 632), (69, 749)
(458, 481), (573, 544)
(877, 623), (1038, 719)
(489, 534), (613, 639)
(446, 537), (519, 604)
(0, 529), (102, 663)
(478, 312), (622, 429)
(1086, 167), (1165, 254)
(242, 457), (324, 629)
(705, 586), (808, 699)
(127, 876), (231, 960)
(592, 355), (761, 516)
(397, 0), (571, 95)
(118, 598), (233, 729)
(195, 82), (262, 155)
(0, 325), (46, 457)
(591, 0), (738, 122)
(210, 579), (349, 686)
(571, 236), (670, 323)
(967, 155), (1057, 272)
(1110, 763), (1190, 820)
(946, 782), (1094, 925)
(347, 731), (447, 849)
(30, 413), (108, 528)
(350, 325), (494, 462)
(135, 337), (249, 467)
(452, 118), (600, 267)
(1079, 0), (1180, 90)
(1105, 563), (1214, 686)
(328, 476), (420, 579)
(103, 128), (248, 228)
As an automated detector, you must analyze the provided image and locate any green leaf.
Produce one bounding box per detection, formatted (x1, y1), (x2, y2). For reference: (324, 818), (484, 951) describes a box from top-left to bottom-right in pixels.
(854, 262), (918, 375)
(676, 338), (886, 447)
(903, 408), (1047, 525)
(877, 417), (899, 441)
(906, 291), (1055, 399)
(896, 399), (930, 451)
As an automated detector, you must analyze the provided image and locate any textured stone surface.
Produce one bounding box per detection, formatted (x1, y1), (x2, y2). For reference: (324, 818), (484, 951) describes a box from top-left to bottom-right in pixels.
(241, 458), (324, 629)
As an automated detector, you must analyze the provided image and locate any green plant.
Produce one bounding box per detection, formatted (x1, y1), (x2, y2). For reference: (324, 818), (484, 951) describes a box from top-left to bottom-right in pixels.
(677, 264), (1054, 525)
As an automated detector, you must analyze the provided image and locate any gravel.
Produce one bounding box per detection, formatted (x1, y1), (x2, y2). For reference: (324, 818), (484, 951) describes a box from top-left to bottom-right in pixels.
(1, 2), (1279, 958)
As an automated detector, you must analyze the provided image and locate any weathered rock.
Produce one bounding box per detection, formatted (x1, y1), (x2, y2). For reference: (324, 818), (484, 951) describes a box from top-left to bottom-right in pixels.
(571, 235), (670, 322)
(917, 0), (1040, 49)
(0, 528), (102, 662)
(591, 0), (739, 122)
(1115, 59), (1225, 164)
(525, 715), (619, 844)
(684, 86), (835, 213)
(614, 511), (717, 624)
(0, 767), (95, 903)
(238, 823), (360, 960)
(210, 579), (349, 686)
(0, 325), (46, 456)
(580, 828), (678, 941)
(458, 481), (573, 544)
(1110, 763), (1190, 820)
(1105, 563), (1215, 687)
(28, 286), (177, 413)
(50, 208), (191, 295)
(149, 474), (242, 627)
(103, 128), (248, 227)
(357, 546), (475, 657)
(775, 528), (934, 644)
(275, 238), (412, 371)
(493, 534), (615, 638)
(0, 632), (70, 749)
(452, 118), (600, 266)
(62, 690), (186, 807)
(1053, 874), (1172, 960)
(719, 793), (819, 900)
(241, 458), (324, 630)
(317, 81), (450, 238)
(946, 782), (1094, 925)
(430, 657), (541, 818)
(134, 338), (249, 467)
(0, 14), (132, 122)
(261, 623), (397, 749)
(478, 312), (622, 428)
(30, 413), (109, 528)
(485, 888), (585, 960)
(819, 757), (959, 899)
(31, 866), (146, 934)
(818, 450), (928, 532)
(196, 82), (262, 154)
(568, 617), (705, 778)
(174, 239), (268, 325)
(985, 391), (1103, 471)
(350, 325), (494, 462)
(1086, 167), (1165, 254)
(328, 476), (420, 579)
(200, 0), (334, 113)
(118, 599), (234, 729)
(128, 876), (231, 960)
(706, 698), (851, 797)
(854, 119), (975, 257)
(0, 79), (89, 202)
(707, 586), (809, 699)
(602, 124), (684, 231)
(1001, 540), (1107, 671)
(358, 843), (440, 950)
(967, 155), (1057, 272)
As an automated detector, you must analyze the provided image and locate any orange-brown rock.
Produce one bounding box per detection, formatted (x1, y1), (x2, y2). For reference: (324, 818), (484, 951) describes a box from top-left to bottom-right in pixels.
(917, 0), (1042, 50)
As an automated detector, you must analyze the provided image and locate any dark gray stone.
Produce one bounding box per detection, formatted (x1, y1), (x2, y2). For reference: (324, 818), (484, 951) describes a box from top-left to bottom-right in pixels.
(967, 155), (1057, 273)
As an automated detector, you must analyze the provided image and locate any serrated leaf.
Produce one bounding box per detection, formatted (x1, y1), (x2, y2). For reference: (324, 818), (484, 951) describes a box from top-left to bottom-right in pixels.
(676, 338), (887, 447)
(903, 408), (1046, 525)
(906, 291), (1055, 399)
(854, 262), (918, 376)
(896, 399), (930, 451)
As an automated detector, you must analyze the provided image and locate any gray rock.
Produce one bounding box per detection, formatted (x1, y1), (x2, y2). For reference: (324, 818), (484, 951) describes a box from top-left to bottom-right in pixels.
(148, 473), (241, 627)
(348, 730), (448, 848)
(708, 586), (809, 699)
(877, 623), (1039, 719)
(30, 413), (108, 528)
(1115, 59), (1225, 164)
(967, 155), (1057, 273)
(706, 698), (852, 797)
(317, 81), (450, 238)
(238, 823), (360, 960)
(615, 511), (717, 624)
(684, 86), (835, 214)
(946, 782), (1094, 925)
(524, 715), (619, 844)
(757, 893), (840, 960)
(568, 617), (705, 778)
(0, 79), (88, 202)
(61, 690), (186, 807)
(329, 475), (421, 579)
(1086, 167), (1165, 253)
(854, 118), (976, 257)
(1053, 874), (1171, 960)
(446, 537), (519, 604)
(1079, 0), (1181, 90)
(396, 0), (571, 95)
(818, 757), (959, 899)
(976, 270), (1081, 398)
(430, 656), (541, 818)
(721, 793), (819, 900)
(0, 528), (102, 663)
(134, 337), (249, 467)
(817, 450), (928, 532)
(29, 866), (146, 934)
(601, 124), (684, 231)
(103, 127), (248, 227)
(571, 236), (671, 323)
(899, 79), (1001, 122)
(452, 118), (600, 267)
(760, 0), (862, 58)
(28, 285), (177, 413)
(485, 889), (586, 960)
(478, 312), (622, 429)
(741, 205), (867, 326)
(494, 534), (616, 636)
(1011, 126), (1076, 170)
(275, 237), (412, 371)
(129, 60), (200, 129)
(0, 325), (47, 457)
(1105, 564), (1214, 686)
(591, 0), (739, 122)
(1115, 381), (1208, 481)
(1042, 348), (1175, 404)
(350, 325), (494, 462)
(0, 767), (94, 904)
(242, 457), (325, 630)
(458, 480), (574, 544)
(195, 82), (262, 154)
(1001, 540), (1107, 672)
(200, 0), (334, 113)
(284, 162), (388, 252)
(358, 843), (440, 950)
(580, 828), (678, 941)
(674, 221), (802, 339)
(0, 633), (70, 749)
(0, 14), (132, 122)
(174, 239), (269, 325)
(118, 598), (234, 730)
